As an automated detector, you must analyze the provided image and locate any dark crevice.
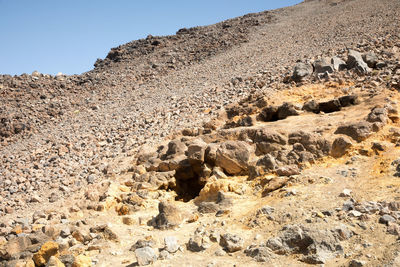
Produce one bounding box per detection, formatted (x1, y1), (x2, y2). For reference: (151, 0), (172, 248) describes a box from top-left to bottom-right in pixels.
(169, 164), (207, 202)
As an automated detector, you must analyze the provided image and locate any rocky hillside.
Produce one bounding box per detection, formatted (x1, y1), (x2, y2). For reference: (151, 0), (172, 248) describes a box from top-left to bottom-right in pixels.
(1, 0), (400, 266)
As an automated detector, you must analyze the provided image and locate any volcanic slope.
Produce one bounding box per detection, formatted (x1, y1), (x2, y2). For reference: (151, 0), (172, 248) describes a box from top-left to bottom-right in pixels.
(1, 0), (400, 266)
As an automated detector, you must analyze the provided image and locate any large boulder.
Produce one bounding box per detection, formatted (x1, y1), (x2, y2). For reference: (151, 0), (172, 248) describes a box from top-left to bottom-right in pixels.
(153, 201), (186, 230)
(288, 131), (331, 157)
(318, 99), (341, 113)
(215, 141), (253, 175)
(362, 51), (378, 68)
(335, 121), (372, 142)
(219, 234), (244, 252)
(257, 106), (279, 122)
(161, 139), (187, 160)
(292, 62), (313, 82)
(331, 136), (353, 158)
(331, 56), (347, 71)
(135, 247), (157, 266)
(366, 107), (389, 124)
(313, 58), (334, 74)
(246, 128), (287, 156)
(346, 49), (370, 75)
(266, 225), (343, 264)
(277, 103), (300, 120)
(187, 139), (208, 165)
(0, 236), (32, 261)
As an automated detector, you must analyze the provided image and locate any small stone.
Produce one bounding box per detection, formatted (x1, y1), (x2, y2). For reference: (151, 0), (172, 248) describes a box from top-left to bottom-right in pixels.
(214, 249), (227, 256)
(371, 142), (385, 151)
(135, 247), (157, 266)
(158, 250), (170, 260)
(349, 259), (366, 267)
(188, 235), (211, 252)
(348, 210), (362, 217)
(256, 206), (275, 216)
(122, 217), (135, 225)
(340, 189), (352, 197)
(164, 236), (179, 253)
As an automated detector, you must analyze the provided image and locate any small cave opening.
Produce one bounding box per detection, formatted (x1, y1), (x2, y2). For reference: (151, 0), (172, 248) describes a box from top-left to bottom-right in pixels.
(168, 162), (207, 202)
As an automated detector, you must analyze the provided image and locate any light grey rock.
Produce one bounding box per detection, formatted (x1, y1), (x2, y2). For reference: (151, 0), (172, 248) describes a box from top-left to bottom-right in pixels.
(187, 235), (211, 252)
(266, 225), (343, 264)
(256, 206), (275, 216)
(331, 56), (347, 71)
(379, 214), (396, 225)
(164, 236), (179, 253)
(135, 246), (157, 266)
(219, 233), (244, 252)
(362, 51), (378, 68)
(158, 250), (170, 260)
(245, 245), (274, 262)
(292, 62), (313, 82)
(339, 189), (352, 197)
(347, 49), (370, 75)
(313, 58), (334, 74)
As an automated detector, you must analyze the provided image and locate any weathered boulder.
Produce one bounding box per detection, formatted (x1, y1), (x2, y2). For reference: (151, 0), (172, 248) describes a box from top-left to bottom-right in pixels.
(0, 236), (32, 261)
(292, 62), (313, 82)
(219, 234), (244, 252)
(257, 106), (279, 122)
(331, 56), (347, 71)
(362, 51), (378, 68)
(153, 201), (186, 229)
(331, 136), (353, 157)
(318, 99), (341, 113)
(346, 49), (370, 74)
(187, 138), (207, 165)
(246, 128), (287, 156)
(164, 236), (179, 253)
(161, 139), (187, 160)
(257, 154), (278, 171)
(338, 95), (358, 107)
(33, 241), (59, 266)
(135, 247), (157, 266)
(204, 143), (218, 165)
(302, 100), (320, 113)
(245, 246), (274, 262)
(71, 255), (91, 267)
(313, 58), (334, 74)
(187, 235), (211, 252)
(266, 225), (343, 264)
(335, 121), (372, 142)
(46, 256), (65, 267)
(277, 103), (300, 120)
(89, 225), (119, 242)
(215, 141), (252, 175)
(366, 107), (389, 124)
(288, 131), (331, 157)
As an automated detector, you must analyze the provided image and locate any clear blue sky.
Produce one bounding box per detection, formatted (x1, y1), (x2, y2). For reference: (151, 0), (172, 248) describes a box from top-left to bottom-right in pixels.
(0, 0), (302, 76)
